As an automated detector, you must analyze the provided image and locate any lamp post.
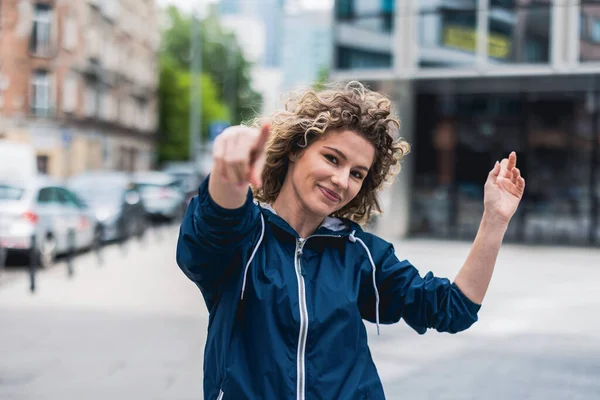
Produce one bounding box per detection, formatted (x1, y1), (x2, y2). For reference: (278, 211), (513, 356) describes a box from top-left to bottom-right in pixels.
(189, 7), (203, 166)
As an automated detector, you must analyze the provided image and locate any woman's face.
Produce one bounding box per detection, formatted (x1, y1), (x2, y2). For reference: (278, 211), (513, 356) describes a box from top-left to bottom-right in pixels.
(287, 129), (376, 218)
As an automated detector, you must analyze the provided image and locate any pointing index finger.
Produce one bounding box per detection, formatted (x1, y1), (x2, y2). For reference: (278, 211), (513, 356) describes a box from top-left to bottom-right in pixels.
(507, 151), (517, 170)
(253, 123), (271, 153)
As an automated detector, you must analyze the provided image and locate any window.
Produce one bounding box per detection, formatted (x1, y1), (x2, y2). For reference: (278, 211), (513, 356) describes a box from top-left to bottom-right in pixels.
(418, 1), (478, 68)
(62, 14), (77, 51)
(62, 74), (78, 113)
(100, 92), (117, 121)
(30, 70), (52, 117)
(592, 19), (600, 43)
(0, 185), (25, 201)
(336, 46), (392, 70)
(84, 84), (99, 117)
(36, 155), (49, 174)
(580, 2), (600, 61)
(336, 0), (355, 19)
(56, 188), (80, 208)
(37, 187), (57, 204)
(30, 4), (52, 56)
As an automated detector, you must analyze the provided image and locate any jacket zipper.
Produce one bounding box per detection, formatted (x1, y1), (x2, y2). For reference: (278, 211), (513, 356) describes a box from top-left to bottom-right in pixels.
(294, 238), (308, 400)
(294, 234), (341, 400)
(216, 389), (224, 400)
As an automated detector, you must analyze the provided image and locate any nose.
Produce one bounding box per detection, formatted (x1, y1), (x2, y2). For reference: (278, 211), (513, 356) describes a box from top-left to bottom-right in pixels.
(330, 170), (349, 191)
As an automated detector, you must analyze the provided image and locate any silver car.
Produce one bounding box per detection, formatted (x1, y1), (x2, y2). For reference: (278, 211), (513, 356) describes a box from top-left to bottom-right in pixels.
(0, 176), (100, 268)
(133, 171), (186, 221)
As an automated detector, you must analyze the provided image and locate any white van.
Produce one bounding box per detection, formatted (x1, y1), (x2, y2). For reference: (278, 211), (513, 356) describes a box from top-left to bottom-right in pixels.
(0, 141), (38, 182)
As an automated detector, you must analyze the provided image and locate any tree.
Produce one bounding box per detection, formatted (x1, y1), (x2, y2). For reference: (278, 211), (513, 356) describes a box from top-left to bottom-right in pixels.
(313, 65), (330, 91)
(157, 56), (228, 162)
(161, 6), (262, 126)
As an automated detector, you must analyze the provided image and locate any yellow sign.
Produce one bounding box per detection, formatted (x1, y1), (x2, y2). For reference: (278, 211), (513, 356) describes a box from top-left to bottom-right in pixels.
(443, 25), (511, 59)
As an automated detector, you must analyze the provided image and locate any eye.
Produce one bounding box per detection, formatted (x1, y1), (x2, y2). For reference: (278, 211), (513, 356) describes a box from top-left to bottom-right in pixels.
(351, 171), (364, 180)
(324, 154), (338, 165)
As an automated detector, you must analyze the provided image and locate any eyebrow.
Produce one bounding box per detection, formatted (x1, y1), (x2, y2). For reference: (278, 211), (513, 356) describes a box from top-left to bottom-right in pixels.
(324, 146), (370, 172)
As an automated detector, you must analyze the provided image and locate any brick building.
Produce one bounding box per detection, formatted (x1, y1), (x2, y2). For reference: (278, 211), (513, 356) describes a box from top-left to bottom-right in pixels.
(0, 0), (159, 177)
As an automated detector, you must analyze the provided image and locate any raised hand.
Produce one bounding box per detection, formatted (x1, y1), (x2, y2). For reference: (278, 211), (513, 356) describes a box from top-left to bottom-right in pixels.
(212, 124), (271, 189)
(483, 152), (526, 224)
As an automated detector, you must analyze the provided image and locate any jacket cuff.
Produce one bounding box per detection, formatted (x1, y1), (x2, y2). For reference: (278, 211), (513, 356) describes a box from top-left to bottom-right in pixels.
(199, 174), (254, 218)
(452, 282), (482, 315)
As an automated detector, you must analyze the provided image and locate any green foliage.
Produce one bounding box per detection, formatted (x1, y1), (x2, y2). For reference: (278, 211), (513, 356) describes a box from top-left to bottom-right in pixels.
(157, 56), (228, 162)
(161, 6), (262, 125)
(158, 6), (263, 161)
(313, 65), (330, 91)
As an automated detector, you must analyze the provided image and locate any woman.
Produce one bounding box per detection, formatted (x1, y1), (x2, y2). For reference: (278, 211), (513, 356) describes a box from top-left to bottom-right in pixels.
(176, 82), (525, 400)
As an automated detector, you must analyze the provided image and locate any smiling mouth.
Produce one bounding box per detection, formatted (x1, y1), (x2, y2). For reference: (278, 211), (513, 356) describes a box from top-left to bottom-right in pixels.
(318, 185), (341, 202)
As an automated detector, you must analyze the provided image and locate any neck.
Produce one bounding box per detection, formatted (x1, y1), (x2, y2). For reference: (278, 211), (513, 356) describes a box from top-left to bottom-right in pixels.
(272, 181), (324, 239)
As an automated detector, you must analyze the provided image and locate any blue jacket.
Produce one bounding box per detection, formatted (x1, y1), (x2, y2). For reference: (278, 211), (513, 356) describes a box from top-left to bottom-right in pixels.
(176, 177), (481, 400)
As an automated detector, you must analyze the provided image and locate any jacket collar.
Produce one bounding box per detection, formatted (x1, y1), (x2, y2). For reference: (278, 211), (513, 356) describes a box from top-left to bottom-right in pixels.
(257, 202), (360, 238)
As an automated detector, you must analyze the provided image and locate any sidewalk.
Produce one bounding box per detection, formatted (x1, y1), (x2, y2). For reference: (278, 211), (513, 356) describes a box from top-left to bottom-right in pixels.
(1, 229), (600, 399)
(0, 226), (207, 400)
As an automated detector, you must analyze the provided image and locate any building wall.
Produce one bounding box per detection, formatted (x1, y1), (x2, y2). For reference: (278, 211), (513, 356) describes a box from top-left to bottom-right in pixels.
(0, 0), (159, 178)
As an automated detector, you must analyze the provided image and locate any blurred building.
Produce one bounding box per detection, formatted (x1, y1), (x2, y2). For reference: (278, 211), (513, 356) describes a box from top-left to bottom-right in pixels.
(332, 0), (600, 246)
(0, 0), (159, 178)
(281, 8), (333, 91)
(219, 0), (285, 68)
(219, 1), (285, 116)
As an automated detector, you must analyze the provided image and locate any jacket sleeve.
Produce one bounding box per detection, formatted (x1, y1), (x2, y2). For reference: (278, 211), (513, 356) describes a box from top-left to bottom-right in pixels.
(358, 242), (481, 334)
(176, 175), (262, 312)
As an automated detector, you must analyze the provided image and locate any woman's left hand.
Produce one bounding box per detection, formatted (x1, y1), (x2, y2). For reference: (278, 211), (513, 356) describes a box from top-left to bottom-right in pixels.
(483, 152), (526, 224)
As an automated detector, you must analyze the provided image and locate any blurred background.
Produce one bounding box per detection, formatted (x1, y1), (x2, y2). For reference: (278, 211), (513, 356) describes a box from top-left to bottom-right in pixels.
(0, 1), (600, 399)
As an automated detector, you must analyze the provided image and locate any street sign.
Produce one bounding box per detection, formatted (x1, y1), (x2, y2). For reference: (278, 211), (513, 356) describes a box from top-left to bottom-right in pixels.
(208, 122), (230, 142)
(61, 129), (73, 148)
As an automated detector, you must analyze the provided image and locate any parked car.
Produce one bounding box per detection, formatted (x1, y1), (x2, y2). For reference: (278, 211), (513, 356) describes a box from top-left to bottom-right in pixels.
(132, 171), (187, 222)
(161, 162), (204, 204)
(0, 176), (100, 268)
(67, 171), (146, 242)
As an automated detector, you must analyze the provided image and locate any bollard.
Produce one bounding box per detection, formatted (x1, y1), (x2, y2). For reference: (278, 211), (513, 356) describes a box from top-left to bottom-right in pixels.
(119, 224), (128, 256)
(29, 234), (37, 293)
(154, 219), (163, 243)
(94, 226), (104, 266)
(0, 244), (6, 278)
(66, 229), (75, 278)
(137, 217), (146, 247)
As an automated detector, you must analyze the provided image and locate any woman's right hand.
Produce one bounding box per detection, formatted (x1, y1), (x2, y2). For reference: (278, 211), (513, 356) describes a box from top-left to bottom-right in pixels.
(209, 124), (270, 208)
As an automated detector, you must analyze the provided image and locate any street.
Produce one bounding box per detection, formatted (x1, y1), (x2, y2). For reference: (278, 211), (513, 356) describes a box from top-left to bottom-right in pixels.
(1, 226), (599, 400)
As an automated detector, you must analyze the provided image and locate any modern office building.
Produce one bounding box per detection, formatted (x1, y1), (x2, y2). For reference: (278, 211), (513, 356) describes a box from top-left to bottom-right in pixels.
(281, 9), (333, 91)
(219, 0), (285, 67)
(332, 0), (600, 246)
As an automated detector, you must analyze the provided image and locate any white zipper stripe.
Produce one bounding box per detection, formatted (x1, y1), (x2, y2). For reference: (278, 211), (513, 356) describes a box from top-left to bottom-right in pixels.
(294, 239), (308, 400)
(293, 234), (341, 400)
(216, 389), (224, 400)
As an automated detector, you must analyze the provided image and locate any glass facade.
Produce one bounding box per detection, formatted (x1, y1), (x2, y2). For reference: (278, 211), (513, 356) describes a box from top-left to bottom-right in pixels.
(580, 0), (600, 62)
(488, 0), (551, 64)
(334, 0), (394, 70)
(418, 0), (478, 68)
(417, 0), (552, 68)
(333, 1), (600, 246)
(336, 47), (393, 70)
(411, 80), (600, 246)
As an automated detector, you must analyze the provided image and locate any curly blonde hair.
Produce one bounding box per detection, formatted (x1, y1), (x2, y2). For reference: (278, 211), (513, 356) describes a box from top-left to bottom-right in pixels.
(252, 81), (410, 225)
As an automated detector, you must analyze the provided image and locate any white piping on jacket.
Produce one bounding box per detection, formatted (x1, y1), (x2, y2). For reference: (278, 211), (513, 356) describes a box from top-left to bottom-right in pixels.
(238, 210), (380, 335)
(349, 230), (381, 335)
(240, 213), (265, 300)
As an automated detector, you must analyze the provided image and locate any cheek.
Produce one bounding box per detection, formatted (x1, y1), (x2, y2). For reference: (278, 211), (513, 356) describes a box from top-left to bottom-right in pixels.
(344, 181), (364, 203)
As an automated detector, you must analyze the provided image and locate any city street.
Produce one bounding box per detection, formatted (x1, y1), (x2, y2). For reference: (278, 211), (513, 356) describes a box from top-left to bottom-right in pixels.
(1, 225), (599, 400)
